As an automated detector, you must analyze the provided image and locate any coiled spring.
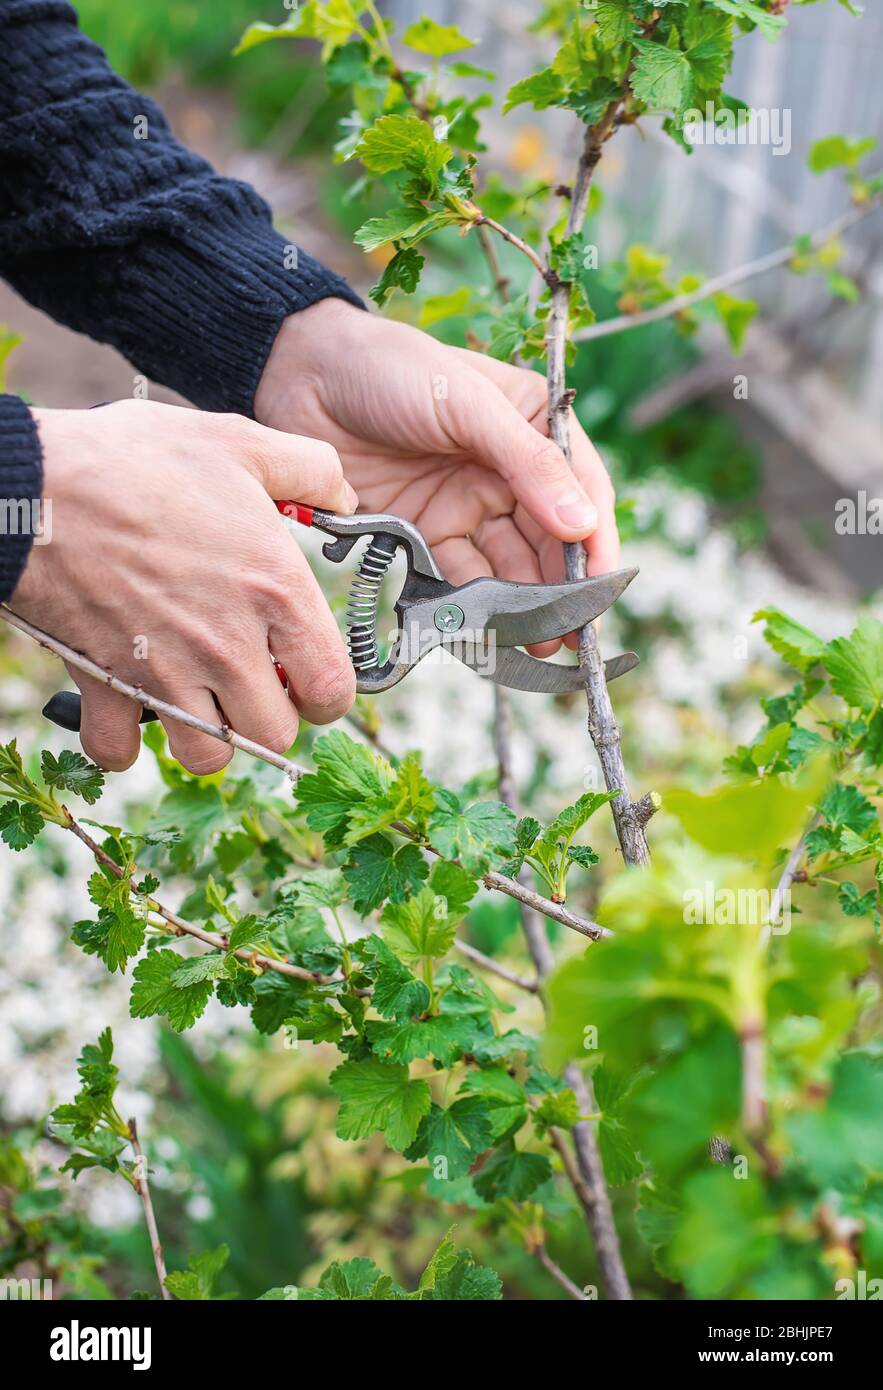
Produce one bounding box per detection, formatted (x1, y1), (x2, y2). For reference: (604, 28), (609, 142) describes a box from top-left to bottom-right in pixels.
(345, 537), (397, 670)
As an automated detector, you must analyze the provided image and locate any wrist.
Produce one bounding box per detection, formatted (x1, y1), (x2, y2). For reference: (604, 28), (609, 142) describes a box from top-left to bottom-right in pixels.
(255, 298), (365, 431)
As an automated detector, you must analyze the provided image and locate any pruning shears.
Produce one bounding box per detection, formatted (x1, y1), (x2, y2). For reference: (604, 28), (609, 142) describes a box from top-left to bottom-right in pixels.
(41, 503), (639, 733)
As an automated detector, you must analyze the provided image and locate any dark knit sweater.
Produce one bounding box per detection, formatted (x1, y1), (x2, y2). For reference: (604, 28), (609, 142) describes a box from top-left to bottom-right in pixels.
(0, 0), (362, 600)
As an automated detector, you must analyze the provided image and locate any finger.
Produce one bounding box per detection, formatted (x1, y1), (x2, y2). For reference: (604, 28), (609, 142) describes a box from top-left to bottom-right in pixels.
(474, 516), (562, 659)
(431, 535), (492, 588)
(266, 535), (356, 726)
(215, 416), (359, 513)
(447, 369), (598, 543)
(157, 687), (234, 777)
(213, 657), (301, 753)
(72, 668), (141, 772)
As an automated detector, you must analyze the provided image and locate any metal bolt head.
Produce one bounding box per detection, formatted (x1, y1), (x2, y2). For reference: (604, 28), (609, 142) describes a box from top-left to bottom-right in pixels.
(433, 603), (465, 633)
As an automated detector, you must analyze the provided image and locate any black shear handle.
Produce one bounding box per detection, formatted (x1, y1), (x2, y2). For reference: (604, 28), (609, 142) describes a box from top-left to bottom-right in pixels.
(42, 690), (157, 733)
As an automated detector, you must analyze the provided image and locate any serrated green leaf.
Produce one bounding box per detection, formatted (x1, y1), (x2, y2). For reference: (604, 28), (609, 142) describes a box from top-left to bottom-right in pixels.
(330, 1058), (431, 1152)
(472, 1141), (551, 1202)
(503, 68), (563, 115)
(343, 835), (428, 914)
(753, 607), (827, 673)
(823, 616), (883, 711)
(40, 750), (105, 805)
(164, 1244), (230, 1300)
(428, 791), (516, 874)
(402, 18), (475, 58)
(0, 799), (43, 852)
(130, 950), (214, 1031)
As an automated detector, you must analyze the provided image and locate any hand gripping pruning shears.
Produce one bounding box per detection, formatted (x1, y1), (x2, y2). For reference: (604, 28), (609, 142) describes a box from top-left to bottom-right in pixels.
(41, 503), (639, 733)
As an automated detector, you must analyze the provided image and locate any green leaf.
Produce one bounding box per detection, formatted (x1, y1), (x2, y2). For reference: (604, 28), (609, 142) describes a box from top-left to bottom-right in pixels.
(130, 950), (214, 1031)
(100, 907), (146, 974)
(503, 68), (563, 115)
(594, 1), (638, 48)
(630, 41), (693, 116)
(406, 1099), (493, 1178)
(808, 134), (877, 174)
(670, 1167), (774, 1298)
(356, 935), (431, 1019)
(369, 247), (425, 307)
(356, 113), (452, 178)
(330, 1058), (431, 1152)
(823, 616), (883, 710)
(367, 1012), (480, 1066)
(40, 750), (105, 805)
(354, 206), (454, 252)
(788, 1052), (883, 1187)
(430, 1249), (502, 1300)
(343, 835), (428, 914)
(0, 799), (43, 851)
(753, 607), (827, 673)
(473, 1141), (551, 1202)
(838, 881), (878, 920)
(164, 1245), (230, 1301)
(458, 1068), (527, 1141)
(233, 12), (306, 56)
(665, 758), (829, 865)
(533, 1089), (580, 1137)
(287, 867), (348, 910)
(707, 0), (786, 43)
(428, 791), (516, 874)
(381, 886), (459, 965)
(402, 18), (475, 58)
(713, 291), (757, 351)
(296, 731), (391, 841)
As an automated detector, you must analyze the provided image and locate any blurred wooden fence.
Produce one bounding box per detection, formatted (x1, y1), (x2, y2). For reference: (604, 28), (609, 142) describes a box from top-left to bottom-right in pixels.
(384, 1), (883, 464)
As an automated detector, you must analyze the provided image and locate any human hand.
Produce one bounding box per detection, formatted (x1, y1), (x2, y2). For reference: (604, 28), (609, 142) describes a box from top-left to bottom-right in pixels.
(255, 298), (618, 656)
(13, 400), (358, 773)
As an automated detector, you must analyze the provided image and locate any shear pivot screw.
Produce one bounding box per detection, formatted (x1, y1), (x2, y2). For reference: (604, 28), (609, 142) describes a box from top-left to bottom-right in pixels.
(434, 603), (465, 633)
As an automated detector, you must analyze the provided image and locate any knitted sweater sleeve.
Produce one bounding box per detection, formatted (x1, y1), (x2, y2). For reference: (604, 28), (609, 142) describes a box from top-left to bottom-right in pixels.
(0, 0), (363, 599)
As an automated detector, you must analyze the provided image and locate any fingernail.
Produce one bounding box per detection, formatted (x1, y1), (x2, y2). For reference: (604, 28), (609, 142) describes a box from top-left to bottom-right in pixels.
(342, 482), (359, 513)
(555, 490), (597, 533)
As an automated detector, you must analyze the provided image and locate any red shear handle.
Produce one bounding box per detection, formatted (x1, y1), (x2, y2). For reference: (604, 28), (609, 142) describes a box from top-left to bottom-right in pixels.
(276, 500), (314, 527)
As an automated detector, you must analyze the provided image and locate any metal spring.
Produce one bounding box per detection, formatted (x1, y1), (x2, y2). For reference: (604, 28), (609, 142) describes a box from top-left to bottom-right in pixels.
(345, 537), (397, 670)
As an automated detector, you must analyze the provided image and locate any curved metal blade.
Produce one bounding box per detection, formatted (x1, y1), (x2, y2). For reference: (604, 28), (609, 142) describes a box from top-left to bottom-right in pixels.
(462, 568), (639, 648)
(451, 644), (640, 693)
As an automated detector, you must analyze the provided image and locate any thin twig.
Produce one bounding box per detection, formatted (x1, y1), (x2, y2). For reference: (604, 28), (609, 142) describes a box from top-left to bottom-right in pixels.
(61, 810), (345, 986)
(452, 937), (539, 992)
(537, 1245), (590, 1301)
(491, 690), (630, 1299)
(0, 606), (304, 783)
(127, 1118), (171, 1300)
(471, 210), (550, 282)
(1, 606), (606, 944)
(573, 190), (883, 345)
(543, 107), (655, 868)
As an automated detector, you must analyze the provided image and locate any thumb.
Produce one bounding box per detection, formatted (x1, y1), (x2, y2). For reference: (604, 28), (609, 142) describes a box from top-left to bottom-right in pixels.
(235, 419), (358, 513)
(451, 372), (597, 541)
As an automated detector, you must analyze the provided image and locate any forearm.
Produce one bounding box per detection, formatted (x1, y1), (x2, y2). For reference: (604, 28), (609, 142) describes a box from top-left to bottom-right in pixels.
(0, 1), (362, 416)
(0, 393), (41, 601)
